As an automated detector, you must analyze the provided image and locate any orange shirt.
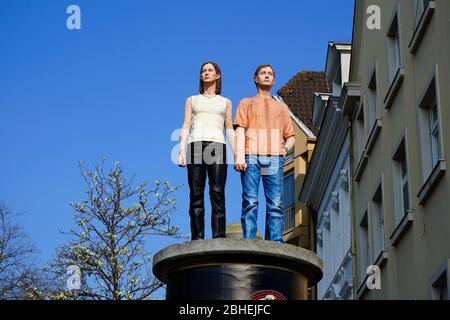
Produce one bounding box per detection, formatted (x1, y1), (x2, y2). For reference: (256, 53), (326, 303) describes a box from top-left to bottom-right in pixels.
(233, 96), (295, 155)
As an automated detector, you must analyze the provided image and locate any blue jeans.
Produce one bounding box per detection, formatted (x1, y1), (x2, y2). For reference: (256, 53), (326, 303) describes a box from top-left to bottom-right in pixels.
(240, 155), (285, 242)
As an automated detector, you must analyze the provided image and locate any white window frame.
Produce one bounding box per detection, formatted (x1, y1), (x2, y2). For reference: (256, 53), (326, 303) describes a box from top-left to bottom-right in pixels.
(386, 7), (402, 83)
(358, 211), (370, 287)
(392, 134), (412, 226)
(417, 67), (444, 181)
(401, 157), (410, 214)
(366, 68), (379, 137)
(416, 66), (446, 206)
(429, 99), (441, 167)
(354, 100), (366, 163)
(370, 180), (386, 262)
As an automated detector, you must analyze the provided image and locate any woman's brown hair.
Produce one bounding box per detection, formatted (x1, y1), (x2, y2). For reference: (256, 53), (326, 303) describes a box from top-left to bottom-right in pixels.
(199, 61), (222, 95)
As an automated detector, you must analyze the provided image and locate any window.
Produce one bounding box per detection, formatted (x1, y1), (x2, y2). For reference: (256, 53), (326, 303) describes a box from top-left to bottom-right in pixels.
(365, 68), (382, 155)
(333, 65), (343, 97)
(410, 0), (435, 54)
(401, 157), (410, 215)
(387, 11), (402, 82)
(417, 71), (444, 179)
(417, 68), (445, 205)
(384, 7), (406, 109)
(353, 101), (365, 162)
(358, 211), (370, 285)
(354, 101), (369, 182)
(393, 136), (411, 226)
(429, 100), (441, 167)
(430, 259), (450, 300)
(414, 0), (432, 27)
(371, 183), (385, 259)
(283, 173), (295, 233)
(436, 280), (449, 300)
(367, 69), (379, 136)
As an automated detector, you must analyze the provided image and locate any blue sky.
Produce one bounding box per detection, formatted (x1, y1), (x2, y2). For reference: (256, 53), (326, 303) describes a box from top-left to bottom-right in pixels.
(0, 0), (354, 283)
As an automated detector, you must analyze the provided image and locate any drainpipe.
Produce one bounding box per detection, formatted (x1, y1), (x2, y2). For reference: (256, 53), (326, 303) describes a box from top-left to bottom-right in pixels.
(348, 118), (358, 300)
(309, 205), (318, 300)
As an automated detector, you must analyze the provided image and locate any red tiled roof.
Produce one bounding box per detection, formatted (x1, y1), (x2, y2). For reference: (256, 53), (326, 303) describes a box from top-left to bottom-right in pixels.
(277, 71), (332, 136)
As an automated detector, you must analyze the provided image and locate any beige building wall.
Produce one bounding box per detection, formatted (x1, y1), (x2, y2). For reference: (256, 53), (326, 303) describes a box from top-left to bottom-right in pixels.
(282, 119), (316, 300)
(282, 120), (315, 250)
(349, 0), (450, 299)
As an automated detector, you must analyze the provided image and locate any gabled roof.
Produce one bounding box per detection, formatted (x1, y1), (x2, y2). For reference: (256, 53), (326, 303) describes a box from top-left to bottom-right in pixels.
(275, 95), (316, 139)
(277, 71), (332, 136)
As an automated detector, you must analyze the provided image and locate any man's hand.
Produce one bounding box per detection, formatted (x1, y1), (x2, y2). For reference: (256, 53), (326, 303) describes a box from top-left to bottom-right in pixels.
(234, 127), (247, 172)
(234, 155), (247, 172)
(283, 137), (295, 158)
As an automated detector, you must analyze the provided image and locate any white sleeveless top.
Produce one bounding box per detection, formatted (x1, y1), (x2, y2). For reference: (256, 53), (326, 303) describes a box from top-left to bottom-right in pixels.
(187, 94), (227, 144)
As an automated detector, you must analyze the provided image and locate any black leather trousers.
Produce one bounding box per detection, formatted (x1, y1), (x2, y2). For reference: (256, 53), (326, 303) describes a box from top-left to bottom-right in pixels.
(186, 141), (227, 240)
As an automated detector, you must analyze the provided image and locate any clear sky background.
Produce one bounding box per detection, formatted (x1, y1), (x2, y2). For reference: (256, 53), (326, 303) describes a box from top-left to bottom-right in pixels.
(0, 0), (354, 295)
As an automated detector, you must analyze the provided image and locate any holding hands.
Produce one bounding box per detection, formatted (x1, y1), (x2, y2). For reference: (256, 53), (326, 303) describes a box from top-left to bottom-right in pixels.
(234, 154), (247, 172)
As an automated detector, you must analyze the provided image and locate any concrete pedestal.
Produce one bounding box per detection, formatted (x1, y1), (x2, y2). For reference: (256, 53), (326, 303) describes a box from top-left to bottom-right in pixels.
(153, 239), (323, 300)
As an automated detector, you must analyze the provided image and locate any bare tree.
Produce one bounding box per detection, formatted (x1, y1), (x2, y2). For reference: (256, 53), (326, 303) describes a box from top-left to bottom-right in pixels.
(0, 202), (47, 299)
(48, 158), (184, 300)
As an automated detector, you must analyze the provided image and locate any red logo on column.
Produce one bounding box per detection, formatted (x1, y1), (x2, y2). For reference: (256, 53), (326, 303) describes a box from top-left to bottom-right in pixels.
(249, 290), (287, 300)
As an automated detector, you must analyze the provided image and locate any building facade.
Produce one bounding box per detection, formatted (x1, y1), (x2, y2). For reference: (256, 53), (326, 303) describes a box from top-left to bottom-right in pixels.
(299, 43), (354, 300)
(276, 71), (332, 251)
(342, 0), (450, 299)
(276, 71), (332, 300)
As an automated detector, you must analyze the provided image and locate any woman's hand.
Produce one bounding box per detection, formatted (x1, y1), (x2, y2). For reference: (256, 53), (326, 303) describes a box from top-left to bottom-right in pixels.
(178, 150), (187, 167)
(178, 97), (192, 168)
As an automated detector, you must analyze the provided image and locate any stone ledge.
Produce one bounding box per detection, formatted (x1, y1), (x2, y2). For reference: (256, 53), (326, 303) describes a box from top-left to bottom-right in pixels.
(153, 238), (323, 287)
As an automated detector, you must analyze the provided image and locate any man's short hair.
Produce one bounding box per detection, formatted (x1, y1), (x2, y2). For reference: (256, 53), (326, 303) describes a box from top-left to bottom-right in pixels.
(254, 64), (276, 88)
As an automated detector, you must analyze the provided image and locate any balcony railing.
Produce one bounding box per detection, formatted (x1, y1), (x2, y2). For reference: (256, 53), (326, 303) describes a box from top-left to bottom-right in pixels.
(283, 205), (295, 234)
(285, 148), (295, 163)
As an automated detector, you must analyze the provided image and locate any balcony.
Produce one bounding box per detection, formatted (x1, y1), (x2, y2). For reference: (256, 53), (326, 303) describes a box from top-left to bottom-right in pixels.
(283, 205), (295, 234)
(285, 148), (295, 164)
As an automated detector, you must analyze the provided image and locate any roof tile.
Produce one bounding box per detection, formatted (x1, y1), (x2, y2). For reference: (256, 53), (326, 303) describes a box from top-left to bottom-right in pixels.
(277, 71), (332, 135)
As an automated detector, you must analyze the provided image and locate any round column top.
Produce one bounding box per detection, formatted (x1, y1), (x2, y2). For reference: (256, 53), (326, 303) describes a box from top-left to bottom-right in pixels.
(153, 238), (323, 286)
